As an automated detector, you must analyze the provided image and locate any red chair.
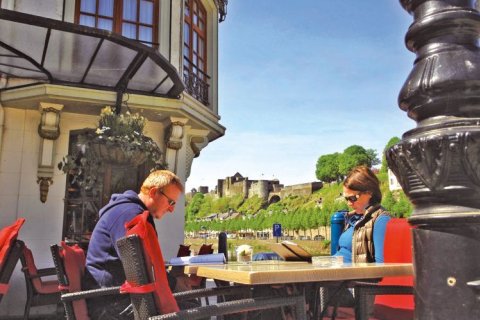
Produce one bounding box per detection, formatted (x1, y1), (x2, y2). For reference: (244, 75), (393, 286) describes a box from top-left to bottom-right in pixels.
(355, 218), (414, 320)
(0, 218), (25, 303)
(20, 246), (61, 319)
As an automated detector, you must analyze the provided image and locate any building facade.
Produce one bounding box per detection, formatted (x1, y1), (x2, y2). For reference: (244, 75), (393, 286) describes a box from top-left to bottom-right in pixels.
(0, 0), (227, 316)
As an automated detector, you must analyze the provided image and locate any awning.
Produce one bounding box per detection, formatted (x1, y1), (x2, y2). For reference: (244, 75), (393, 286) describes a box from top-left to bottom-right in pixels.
(0, 9), (184, 104)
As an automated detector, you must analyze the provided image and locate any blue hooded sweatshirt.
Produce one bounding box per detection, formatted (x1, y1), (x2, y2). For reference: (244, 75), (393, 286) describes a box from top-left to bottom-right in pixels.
(85, 190), (155, 287)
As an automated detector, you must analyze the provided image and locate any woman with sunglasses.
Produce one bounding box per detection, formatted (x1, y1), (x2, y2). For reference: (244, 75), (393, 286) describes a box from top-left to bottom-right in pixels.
(335, 165), (391, 263)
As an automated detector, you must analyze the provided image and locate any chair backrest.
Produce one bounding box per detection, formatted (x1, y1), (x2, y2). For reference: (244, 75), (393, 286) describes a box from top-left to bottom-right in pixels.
(0, 218), (25, 269)
(118, 211), (179, 317)
(374, 218), (414, 319)
(0, 218), (26, 301)
(20, 246), (60, 295)
(176, 244), (191, 257)
(50, 242), (89, 320)
(198, 243), (214, 255)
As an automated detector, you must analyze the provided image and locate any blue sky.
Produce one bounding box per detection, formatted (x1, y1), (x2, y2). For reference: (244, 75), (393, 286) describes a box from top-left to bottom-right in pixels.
(186, 1), (416, 191)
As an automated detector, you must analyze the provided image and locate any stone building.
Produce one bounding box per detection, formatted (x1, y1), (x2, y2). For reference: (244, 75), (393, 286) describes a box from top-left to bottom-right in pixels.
(216, 172), (283, 200)
(215, 173), (322, 203)
(0, 0), (228, 317)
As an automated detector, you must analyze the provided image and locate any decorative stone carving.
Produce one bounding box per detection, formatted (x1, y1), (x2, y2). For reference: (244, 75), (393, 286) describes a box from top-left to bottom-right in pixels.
(164, 118), (188, 172)
(37, 177), (53, 203)
(185, 134), (209, 179)
(166, 121), (185, 150)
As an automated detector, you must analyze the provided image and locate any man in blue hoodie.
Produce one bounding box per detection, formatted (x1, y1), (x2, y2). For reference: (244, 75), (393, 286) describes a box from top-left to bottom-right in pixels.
(83, 170), (184, 319)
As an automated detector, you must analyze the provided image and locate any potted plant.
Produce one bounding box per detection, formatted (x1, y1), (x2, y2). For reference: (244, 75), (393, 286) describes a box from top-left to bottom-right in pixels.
(58, 106), (164, 191)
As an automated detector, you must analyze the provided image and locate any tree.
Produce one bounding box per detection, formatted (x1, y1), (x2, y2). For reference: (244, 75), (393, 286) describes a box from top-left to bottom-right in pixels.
(382, 191), (396, 212)
(315, 153), (341, 182)
(338, 145), (376, 175)
(186, 192), (205, 221)
(366, 148), (380, 166)
(197, 196), (213, 217)
(381, 137), (401, 173)
(212, 196), (229, 213)
(392, 193), (413, 218)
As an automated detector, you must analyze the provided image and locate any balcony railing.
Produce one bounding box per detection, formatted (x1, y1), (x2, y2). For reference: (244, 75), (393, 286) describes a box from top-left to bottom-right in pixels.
(183, 61), (210, 107)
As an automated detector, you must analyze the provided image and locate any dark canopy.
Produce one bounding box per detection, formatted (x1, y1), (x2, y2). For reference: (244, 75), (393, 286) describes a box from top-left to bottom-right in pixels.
(0, 9), (184, 100)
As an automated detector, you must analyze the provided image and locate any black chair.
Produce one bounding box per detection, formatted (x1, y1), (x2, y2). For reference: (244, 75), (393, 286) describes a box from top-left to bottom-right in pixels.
(50, 242), (121, 320)
(20, 245), (61, 319)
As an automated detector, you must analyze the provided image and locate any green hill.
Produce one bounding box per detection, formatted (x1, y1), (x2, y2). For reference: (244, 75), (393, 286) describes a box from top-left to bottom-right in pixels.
(185, 173), (412, 237)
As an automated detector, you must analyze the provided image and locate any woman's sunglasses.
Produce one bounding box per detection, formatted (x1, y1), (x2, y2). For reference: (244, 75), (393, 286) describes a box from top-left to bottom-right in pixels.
(344, 194), (361, 203)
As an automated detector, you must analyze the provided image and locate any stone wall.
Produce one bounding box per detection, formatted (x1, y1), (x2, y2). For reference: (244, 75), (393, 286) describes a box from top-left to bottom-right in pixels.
(280, 181), (323, 198)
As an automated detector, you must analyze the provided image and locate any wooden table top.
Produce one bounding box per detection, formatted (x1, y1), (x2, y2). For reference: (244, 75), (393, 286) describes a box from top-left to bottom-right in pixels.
(185, 261), (413, 285)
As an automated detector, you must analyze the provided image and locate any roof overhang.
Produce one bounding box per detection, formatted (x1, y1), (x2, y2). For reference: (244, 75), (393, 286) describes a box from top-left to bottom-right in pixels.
(0, 9), (184, 110)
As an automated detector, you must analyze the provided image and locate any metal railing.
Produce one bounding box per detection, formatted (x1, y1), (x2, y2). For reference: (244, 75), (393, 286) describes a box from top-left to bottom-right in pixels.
(183, 60), (210, 106)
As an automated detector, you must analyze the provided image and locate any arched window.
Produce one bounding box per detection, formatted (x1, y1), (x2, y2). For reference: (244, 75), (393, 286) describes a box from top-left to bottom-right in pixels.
(75, 0), (159, 46)
(183, 0), (209, 105)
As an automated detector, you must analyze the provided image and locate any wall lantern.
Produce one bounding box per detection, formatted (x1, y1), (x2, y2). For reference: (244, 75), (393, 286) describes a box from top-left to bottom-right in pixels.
(37, 102), (63, 203)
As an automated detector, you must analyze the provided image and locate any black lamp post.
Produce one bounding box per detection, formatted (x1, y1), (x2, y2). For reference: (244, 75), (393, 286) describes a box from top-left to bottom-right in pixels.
(387, 1), (480, 318)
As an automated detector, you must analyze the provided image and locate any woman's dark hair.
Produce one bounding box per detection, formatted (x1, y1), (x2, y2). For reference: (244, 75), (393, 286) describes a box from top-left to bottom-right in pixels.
(343, 165), (382, 205)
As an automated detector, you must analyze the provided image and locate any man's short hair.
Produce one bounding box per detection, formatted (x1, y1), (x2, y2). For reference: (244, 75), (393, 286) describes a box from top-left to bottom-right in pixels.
(140, 170), (184, 194)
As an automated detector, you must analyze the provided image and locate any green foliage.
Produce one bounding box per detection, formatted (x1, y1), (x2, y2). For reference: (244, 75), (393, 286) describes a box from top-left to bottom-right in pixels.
(58, 106), (163, 191)
(229, 194), (245, 211)
(315, 153), (341, 182)
(211, 196), (230, 214)
(382, 191), (396, 212)
(197, 196), (213, 218)
(315, 145), (379, 183)
(392, 192), (413, 218)
(186, 193), (204, 220)
(338, 145), (377, 175)
(381, 137), (401, 173)
(238, 195), (265, 215)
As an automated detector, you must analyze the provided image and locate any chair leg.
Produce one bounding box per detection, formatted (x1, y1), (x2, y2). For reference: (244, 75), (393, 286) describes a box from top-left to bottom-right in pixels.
(23, 293), (32, 320)
(293, 294), (307, 320)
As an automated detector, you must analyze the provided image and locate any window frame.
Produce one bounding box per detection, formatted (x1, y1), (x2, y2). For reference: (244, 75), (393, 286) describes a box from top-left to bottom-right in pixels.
(183, 0), (208, 77)
(74, 0), (160, 46)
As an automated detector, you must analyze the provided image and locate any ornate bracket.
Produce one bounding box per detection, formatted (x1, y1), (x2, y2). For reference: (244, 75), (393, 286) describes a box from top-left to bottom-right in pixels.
(185, 129), (209, 179)
(164, 118), (188, 173)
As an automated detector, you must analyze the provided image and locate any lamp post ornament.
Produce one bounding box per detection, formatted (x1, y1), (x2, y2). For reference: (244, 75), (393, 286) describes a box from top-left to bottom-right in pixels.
(388, 1), (480, 318)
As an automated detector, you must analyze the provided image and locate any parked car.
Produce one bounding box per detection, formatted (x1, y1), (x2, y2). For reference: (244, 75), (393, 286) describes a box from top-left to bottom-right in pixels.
(314, 235), (325, 241)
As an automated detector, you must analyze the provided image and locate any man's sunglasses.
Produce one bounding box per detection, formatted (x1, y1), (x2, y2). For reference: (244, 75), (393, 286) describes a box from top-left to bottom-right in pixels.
(344, 194), (361, 203)
(159, 190), (176, 206)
